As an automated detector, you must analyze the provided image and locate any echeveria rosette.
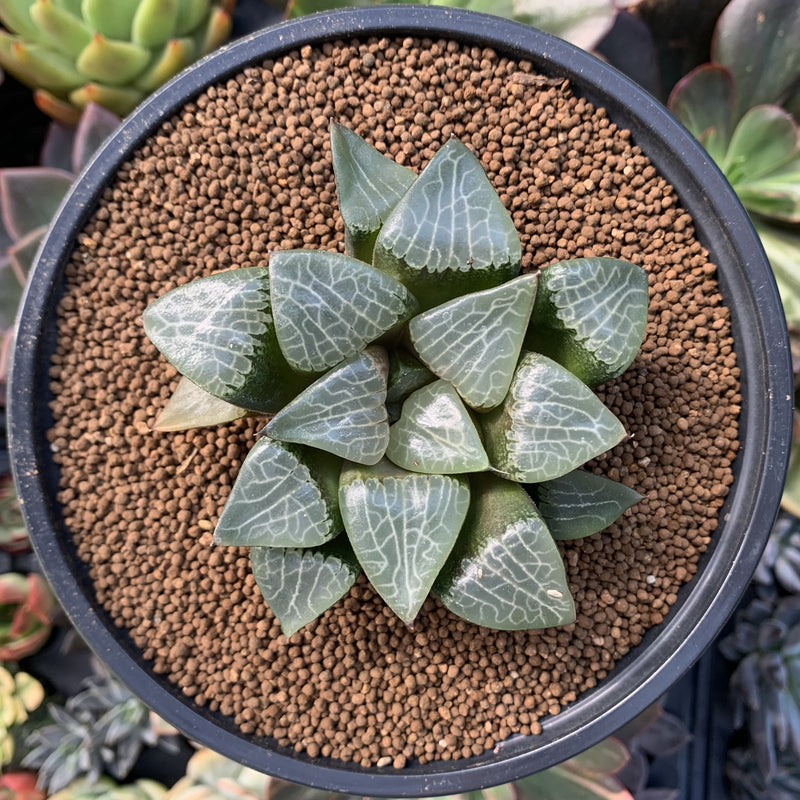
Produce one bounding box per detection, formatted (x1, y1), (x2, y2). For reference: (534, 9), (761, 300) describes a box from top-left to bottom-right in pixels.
(143, 123), (646, 637)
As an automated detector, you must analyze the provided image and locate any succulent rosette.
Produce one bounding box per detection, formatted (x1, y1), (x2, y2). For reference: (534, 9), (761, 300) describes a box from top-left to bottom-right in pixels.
(143, 123), (648, 636)
(0, 573), (56, 661)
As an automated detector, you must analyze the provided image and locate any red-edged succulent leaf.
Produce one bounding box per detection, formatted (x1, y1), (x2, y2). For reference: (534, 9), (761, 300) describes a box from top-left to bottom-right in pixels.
(668, 64), (734, 164)
(0, 771), (46, 800)
(712, 0), (800, 124)
(0, 167), (73, 239)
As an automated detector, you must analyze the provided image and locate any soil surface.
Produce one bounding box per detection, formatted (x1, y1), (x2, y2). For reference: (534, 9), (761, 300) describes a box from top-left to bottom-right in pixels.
(46, 37), (740, 767)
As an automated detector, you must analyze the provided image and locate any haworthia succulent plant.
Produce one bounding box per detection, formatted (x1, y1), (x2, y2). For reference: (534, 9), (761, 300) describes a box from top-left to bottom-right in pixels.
(144, 123), (647, 636)
(0, 0), (235, 124)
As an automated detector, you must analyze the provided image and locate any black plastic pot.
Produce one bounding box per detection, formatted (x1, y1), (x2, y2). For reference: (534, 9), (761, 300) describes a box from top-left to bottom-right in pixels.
(8, 7), (794, 797)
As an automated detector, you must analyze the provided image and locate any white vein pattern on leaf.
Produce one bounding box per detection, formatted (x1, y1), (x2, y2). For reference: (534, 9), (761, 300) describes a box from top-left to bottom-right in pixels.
(387, 382), (486, 472)
(550, 263), (647, 368)
(252, 548), (353, 632)
(448, 519), (573, 628)
(344, 475), (468, 619)
(147, 279), (269, 395)
(540, 479), (626, 529)
(505, 359), (624, 480)
(216, 440), (329, 547)
(268, 351), (388, 462)
(381, 145), (519, 273)
(410, 280), (533, 408)
(272, 254), (411, 371)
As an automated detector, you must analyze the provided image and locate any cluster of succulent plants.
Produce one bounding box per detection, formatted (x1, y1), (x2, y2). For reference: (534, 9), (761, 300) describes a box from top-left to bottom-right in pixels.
(22, 667), (179, 794)
(0, 572), (55, 661)
(0, 0), (236, 124)
(0, 101), (120, 401)
(0, 665), (44, 768)
(144, 122), (647, 636)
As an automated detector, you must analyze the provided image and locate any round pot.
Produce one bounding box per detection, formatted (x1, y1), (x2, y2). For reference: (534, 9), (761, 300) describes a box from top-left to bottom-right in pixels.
(9, 6), (793, 796)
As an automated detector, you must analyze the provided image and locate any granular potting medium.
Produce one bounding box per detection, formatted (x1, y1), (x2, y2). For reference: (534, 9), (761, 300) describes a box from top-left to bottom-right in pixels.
(46, 37), (740, 767)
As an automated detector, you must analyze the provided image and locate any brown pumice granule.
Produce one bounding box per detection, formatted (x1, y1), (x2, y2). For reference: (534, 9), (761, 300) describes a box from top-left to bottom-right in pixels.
(46, 37), (740, 766)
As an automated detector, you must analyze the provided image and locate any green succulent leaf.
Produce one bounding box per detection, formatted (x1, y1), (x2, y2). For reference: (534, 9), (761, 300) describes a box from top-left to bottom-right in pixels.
(250, 538), (360, 638)
(81, 0), (140, 40)
(0, 0), (45, 41)
(385, 379), (489, 474)
(29, 0), (93, 59)
(69, 83), (144, 116)
(215, 438), (342, 548)
(754, 220), (800, 328)
(0, 167), (73, 239)
(141, 267), (310, 414)
(330, 120), (416, 262)
(75, 34), (151, 85)
(409, 272), (538, 410)
(153, 375), (248, 431)
(134, 37), (195, 93)
(530, 470), (643, 541)
(340, 459), (470, 625)
(269, 250), (418, 373)
(385, 348), (436, 405)
(713, 0), (800, 124)
(434, 473), (575, 631)
(373, 137), (521, 309)
(0, 33), (84, 94)
(481, 352), (627, 483)
(525, 257), (649, 388)
(175, 0), (211, 37)
(132, 0), (179, 48)
(265, 346), (390, 465)
(667, 64), (734, 164)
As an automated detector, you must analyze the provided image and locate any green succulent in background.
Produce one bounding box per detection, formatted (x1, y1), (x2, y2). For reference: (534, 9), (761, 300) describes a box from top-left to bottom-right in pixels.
(163, 748), (273, 800)
(719, 590), (800, 782)
(22, 668), (179, 794)
(0, 666), (44, 768)
(0, 0), (236, 125)
(144, 122), (646, 637)
(0, 475), (28, 555)
(754, 513), (800, 594)
(48, 777), (166, 800)
(666, 0), (800, 514)
(0, 102), (120, 403)
(283, 0), (617, 51)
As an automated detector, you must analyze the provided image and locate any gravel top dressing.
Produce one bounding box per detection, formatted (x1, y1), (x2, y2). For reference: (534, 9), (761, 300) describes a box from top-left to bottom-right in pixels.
(46, 37), (740, 767)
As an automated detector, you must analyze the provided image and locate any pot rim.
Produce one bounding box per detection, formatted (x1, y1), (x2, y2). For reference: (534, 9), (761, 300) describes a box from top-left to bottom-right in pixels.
(8, 6), (794, 796)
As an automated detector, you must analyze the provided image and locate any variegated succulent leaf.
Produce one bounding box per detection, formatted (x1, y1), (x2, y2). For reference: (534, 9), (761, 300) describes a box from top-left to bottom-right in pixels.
(340, 459), (470, 626)
(525, 257), (649, 388)
(269, 249), (418, 373)
(214, 438), (342, 548)
(481, 352), (627, 483)
(434, 473), (575, 630)
(373, 136), (521, 309)
(250, 537), (360, 638)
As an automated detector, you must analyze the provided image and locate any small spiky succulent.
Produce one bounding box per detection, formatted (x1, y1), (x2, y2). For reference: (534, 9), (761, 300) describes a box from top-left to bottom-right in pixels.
(0, 666), (44, 767)
(143, 123), (647, 637)
(23, 669), (178, 794)
(0, 573), (56, 661)
(48, 777), (166, 800)
(719, 590), (800, 781)
(0, 102), (120, 400)
(0, 0), (235, 125)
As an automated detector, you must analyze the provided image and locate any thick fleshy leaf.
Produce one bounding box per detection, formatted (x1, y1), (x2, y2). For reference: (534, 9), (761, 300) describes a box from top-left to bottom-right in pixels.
(264, 347), (389, 465)
(434, 473), (575, 631)
(134, 37), (195, 93)
(667, 65), (734, 163)
(197, 6), (232, 54)
(33, 88), (82, 126)
(409, 272), (538, 410)
(481, 352), (627, 483)
(153, 375), (248, 431)
(0, 256), (24, 332)
(373, 137), (521, 309)
(755, 220), (800, 328)
(525, 257), (648, 388)
(0, 0), (42, 40)
(530, 470), (643, 540)
(269, 250), (418, 373)
(81, 0), (140, 39)
(70, 102), (121, 172)
(340, 459), (469, 625)
(712, 0), (800, 124)
(250, 538), (360, 638)
(385, 380), (489, 474)
(8, 225), (45, 278)
(29, 0), (92, 59)
(76, 35), (150, 85)
(385, 348), (435, 405)
(215, 438), (342, 548)
(330, 121), (416, 262)
(132, 0), (179, 48)
(0, 34), (84, 94)
(142, 267), (310, 414)
(68, 83), (144, 116)
(0, 168), (72, 239)
(175, 0), (211, 37)
(512, 0), (616, 51)
(516, 758), (634, 800)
